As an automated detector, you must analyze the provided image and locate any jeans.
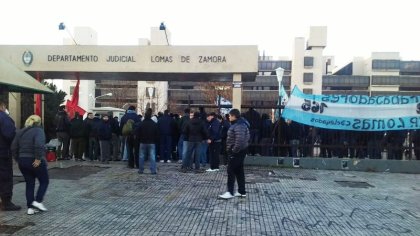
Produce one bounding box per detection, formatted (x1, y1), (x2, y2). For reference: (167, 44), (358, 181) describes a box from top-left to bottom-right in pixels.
(99, 140), (111, 162)
(208, 141), (222, 169)
(227, 149), (246, 195)
(88, 137), (99, 160)
(177, 134), (186, 160)
(159, 135), (172, 162)
(56, 132), (70, 159)
(184, 141), (201, 169)
(111, 134), (120, 160)
(18, 158), (49, 208)
(139, 143), (157, 173)
(71, 137), (85, 160)
(199, 142), (208, 165)
(0, 157), (13, 198)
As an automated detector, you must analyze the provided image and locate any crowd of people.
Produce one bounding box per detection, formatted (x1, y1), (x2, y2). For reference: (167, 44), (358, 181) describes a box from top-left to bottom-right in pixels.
(53, 105), (419, 168)
(2, 100), (419, 214)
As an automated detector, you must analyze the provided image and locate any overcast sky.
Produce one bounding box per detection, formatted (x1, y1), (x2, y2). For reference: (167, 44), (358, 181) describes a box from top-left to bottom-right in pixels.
(1, 0), (419, 68)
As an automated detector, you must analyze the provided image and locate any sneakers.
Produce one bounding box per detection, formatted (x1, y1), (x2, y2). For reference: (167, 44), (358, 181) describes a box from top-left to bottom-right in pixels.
(206, 168), (220, 172)
(159, 160), (164, 163)
(218, 192), (235, 199)
(167, 160), (171, 163)
(234, 192), (246, 198)
(32, 201), (47, 211)
(27, 208), (39, 215)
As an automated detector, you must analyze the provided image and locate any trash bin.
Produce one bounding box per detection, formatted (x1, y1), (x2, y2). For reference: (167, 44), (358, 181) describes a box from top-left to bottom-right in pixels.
(46, 146), (57, 162)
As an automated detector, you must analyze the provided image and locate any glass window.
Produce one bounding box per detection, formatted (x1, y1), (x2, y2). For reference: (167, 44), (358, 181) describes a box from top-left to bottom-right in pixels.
(303, 73), (313, 83)
(304, 57), (314, 67)
(303, 89), (313, 94)
(372, 60), (400, 70)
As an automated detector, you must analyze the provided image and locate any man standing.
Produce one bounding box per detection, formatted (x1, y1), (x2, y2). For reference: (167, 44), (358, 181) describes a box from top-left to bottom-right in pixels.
(243, 107), (261, 156)
(55, 105), (71, 160)
(0, 101), (21, 211)
(136, 108), (159, 174)
(120, 106), (140, 168)
(219, 109), (250, 199)
(157, 110), (177, 163)
(206, 112), (222, 172)
(182, 111), (208, 173)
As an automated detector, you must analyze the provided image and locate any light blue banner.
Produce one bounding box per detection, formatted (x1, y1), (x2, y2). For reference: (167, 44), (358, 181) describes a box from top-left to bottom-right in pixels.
(282, 87), (420, 131)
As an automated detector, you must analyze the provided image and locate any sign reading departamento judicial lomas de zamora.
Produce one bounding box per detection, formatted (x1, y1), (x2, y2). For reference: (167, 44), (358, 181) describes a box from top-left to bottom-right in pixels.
(282, 86), (420, 131)
(0, 45), (258, 73)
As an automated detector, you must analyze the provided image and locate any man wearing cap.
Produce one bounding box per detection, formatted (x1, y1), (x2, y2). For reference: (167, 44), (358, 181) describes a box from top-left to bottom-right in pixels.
(219, 109), (250, 199)
(206, 112), (222, 172)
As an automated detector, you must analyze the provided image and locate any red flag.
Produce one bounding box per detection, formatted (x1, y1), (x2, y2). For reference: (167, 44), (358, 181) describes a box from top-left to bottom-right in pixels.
(66, 72), (85, 119)
(71, 72), (80, 106)
(34, 72), (42, 116)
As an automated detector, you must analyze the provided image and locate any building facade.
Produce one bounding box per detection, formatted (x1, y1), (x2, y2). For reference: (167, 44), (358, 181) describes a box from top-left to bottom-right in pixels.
(62, 26), (420, 116)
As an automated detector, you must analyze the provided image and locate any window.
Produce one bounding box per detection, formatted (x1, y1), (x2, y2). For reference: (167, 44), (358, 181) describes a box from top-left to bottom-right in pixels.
(303, 88), (313, 94)
(372, 60), (400, 70)
(304, 57), (314, 67)
(303, 73), (313, 83)
(69, 86), (75, 95)
(181, 86), (193, 89)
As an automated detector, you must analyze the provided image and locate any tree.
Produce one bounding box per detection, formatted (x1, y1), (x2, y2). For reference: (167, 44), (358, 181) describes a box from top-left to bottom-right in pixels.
(199, 82), (232, 113)
(43, 82), (66, 141)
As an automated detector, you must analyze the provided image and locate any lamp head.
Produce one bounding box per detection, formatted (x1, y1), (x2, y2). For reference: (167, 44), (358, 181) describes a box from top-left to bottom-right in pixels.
(59, 22), (65, 30)
(159, 22), (166, 30)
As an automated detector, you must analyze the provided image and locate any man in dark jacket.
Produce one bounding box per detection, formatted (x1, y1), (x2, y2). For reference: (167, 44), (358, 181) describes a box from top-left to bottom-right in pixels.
(182, 111), (208, 172)
(54, 105), (71, 160)
(157, 110), (177, 163)
(0, 101), (20, 211)
(206, 112), (222, 172)
(86, 113), (101, 161)
(120, 106), (140, 168)
(98, 115), (113, 163)
(177, 108), (190, 163)
(70, 112), (86, 161)
(243, 108), (261, 156)
(136, 108), (159, 174)
(219, 109), (250, 199)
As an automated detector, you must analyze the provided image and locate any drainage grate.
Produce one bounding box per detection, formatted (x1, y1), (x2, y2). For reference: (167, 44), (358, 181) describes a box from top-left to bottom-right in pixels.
(299, 177), (317, 181)
(335, 181), (374, 188)
(0, 224), (25, 234)
(48, 165), (108, 180)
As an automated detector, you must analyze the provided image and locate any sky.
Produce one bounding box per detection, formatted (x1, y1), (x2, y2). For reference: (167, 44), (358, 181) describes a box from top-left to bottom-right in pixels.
(1, 0), (419, 69)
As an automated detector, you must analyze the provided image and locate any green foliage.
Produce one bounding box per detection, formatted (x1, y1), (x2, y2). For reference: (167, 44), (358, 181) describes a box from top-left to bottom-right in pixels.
(43, 82), (67, 140)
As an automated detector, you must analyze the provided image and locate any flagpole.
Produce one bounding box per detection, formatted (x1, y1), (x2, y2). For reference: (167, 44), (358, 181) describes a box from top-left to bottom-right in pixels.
(275, 67), (284, 156)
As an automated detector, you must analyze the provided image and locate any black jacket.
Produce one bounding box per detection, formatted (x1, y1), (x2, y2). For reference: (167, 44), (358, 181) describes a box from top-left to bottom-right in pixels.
(54, 111), (70, 132)
(0, 111), (15, 157)
(70, 117), (86, 138)
(184, 118), (208, 142)
(137, 118), (159, 144)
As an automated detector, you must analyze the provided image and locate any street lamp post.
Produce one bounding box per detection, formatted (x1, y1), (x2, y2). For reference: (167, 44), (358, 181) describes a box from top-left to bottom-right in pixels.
(58, 22), (78, 45)
(89, 93), (112, 108)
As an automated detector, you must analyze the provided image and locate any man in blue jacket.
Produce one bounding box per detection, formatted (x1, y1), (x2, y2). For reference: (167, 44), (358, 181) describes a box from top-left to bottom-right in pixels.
(120, 106), (140, 168)
(206, 112), (222, 172)
(0, 101), (21, 211)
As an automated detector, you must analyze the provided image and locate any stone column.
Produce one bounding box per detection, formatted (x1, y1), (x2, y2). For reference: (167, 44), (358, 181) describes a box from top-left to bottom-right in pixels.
(8, 92), (21, 128)
(232, 73), (242, 111)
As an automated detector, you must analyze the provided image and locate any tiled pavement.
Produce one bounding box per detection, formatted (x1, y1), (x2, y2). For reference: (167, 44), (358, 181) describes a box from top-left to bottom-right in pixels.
(1, 160), (419, 236)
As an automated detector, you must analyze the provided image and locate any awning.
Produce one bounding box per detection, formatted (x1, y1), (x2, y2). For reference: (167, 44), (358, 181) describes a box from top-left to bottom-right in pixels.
(0, 57), (53, 94)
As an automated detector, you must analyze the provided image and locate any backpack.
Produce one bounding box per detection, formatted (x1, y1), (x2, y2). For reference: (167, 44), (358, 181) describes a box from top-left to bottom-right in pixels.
(122, 119), (134, 136)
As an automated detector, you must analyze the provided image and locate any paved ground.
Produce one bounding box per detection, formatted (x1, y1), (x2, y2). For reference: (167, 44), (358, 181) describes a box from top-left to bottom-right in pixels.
(1, 160), (419, 236)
